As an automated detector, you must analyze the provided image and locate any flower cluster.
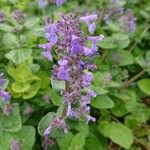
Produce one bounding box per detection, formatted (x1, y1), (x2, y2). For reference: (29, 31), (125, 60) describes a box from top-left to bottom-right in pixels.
(12, 9), (25, 24)
(39, 14), (104, 136)
(0, 10), (5, 23)
(104, 1), (136, 32)
(10, 139), (21, 150)
(38, 0), (66, 8)
(0, 73), (10, 102)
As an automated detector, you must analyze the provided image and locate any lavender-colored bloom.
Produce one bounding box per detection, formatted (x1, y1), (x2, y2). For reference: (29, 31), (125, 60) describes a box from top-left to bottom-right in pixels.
(70, 35), (83, 54)
(40, 14), (104, 135)
(56, 0), (66, 6)
(0, 73), (5, 86)
(58, 59), (68, 66)
(86, 115), (96, 124)
(0, 90), (10, 102)
(57, 68), (70, 81)
(3, 104), (12, 116)
(39, 43), (53, 61)
(38, 0), (47, 8)
(42, 136), (54, 150)
(80, 14), (98, 24)
(80, 14), (98, 34)
(44, 126), (52, 136)
(12, 10), (25, 24)
(0, 11), (5, 23)
(10, 139), (21, 150)
(88, 23), (96, 34)
(46, 33), (58, 44)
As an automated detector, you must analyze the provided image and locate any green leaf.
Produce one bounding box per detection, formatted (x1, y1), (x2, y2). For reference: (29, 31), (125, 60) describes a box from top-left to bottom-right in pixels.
(117, 50), (134, 66)
(113, 33), (130, 49)
(138, 79), (150, 95)
(24, 17), (40, 29)
(1, 126), (35, 150)
(2, 33), (18, 49)
(51, 79), (65, 91)
(38, 112), (56, 136)
(99, 33), (129, 49)
(12, 82), (30, 93)
(85, 133), (108, 150)
(51, 89), (63, 106)
(2, 103), (22, 132)
(99, 121), (134, 149)
(5, 48), (32, 64)
(0, 24), (13, 32)
(68, 133), (86, 150)
(58, 132), (74, 150)
(91, 95), (114, 109)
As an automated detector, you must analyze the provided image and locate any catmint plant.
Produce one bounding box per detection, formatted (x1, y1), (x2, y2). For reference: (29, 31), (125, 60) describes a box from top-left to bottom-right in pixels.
(39, 14), (104, 136)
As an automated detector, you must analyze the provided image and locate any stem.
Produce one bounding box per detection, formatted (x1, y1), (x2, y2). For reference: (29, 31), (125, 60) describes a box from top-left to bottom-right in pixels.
(129, 25), (150, 53)
(97, 7), (106, 26)
(122, 70), (145, 87)
(100, 49), (108, 63)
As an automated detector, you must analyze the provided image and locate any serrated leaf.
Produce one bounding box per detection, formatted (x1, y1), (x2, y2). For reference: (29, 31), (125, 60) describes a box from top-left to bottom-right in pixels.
(99, 121), (134, 149)
(85, 133), (108, 150)
(58, 132), (74, 150)
(38, 112), (56, 136)
(68, 133), (86, 150)
(51, 79), (65, 91)
(138, 78), (150, 95)
(25, 17), (40, 29)
(0, 24), (13, 32)
(91, 95), (114, 109)
(1, 126), (35, 150)
(51, 89), (63, 106)
(2, 33), (18, 49)
(5, 49), (32, 64)
(118, 50), (134, 66)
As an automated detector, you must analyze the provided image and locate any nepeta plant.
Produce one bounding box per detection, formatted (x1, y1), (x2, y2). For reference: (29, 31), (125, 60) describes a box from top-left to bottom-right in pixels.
(39, 14), (104, 136)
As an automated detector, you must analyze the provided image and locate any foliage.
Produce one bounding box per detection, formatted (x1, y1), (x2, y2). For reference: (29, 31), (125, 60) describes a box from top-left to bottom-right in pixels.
(0, 0), (150, 150)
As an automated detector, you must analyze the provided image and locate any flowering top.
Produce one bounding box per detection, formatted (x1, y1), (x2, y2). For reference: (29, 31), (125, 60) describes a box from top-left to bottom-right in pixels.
(39, 14), (104, 136)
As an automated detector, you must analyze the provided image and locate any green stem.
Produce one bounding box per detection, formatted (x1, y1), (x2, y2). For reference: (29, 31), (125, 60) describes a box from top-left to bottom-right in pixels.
(122, 69), (145, 87)
(97, 7), (106, 26)
(129, 25), (150, 53)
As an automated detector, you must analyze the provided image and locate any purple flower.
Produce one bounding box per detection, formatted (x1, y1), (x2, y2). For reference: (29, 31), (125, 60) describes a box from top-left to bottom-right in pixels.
(0, 11), (5, 23)
(39, 43), (53, 61)
(83, 47), (95, 56)
(57, 67), (70, 81)
(10, 139), (21, 150)
(0, 73), (5, 86)
(12, 10), (25, 24)
(86, 115), (96, 124)
(46, 33), (58, 44)
(44, 126), (52, 136)
(58, 59), (68, 66)
(70, 35), (83, 54)
(56, 0), (66, 6)
(88, 23), (96, 34)
(0, 90), (10, 102)
(38, 0), (47, 8)
(80, 14), (98, 34)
